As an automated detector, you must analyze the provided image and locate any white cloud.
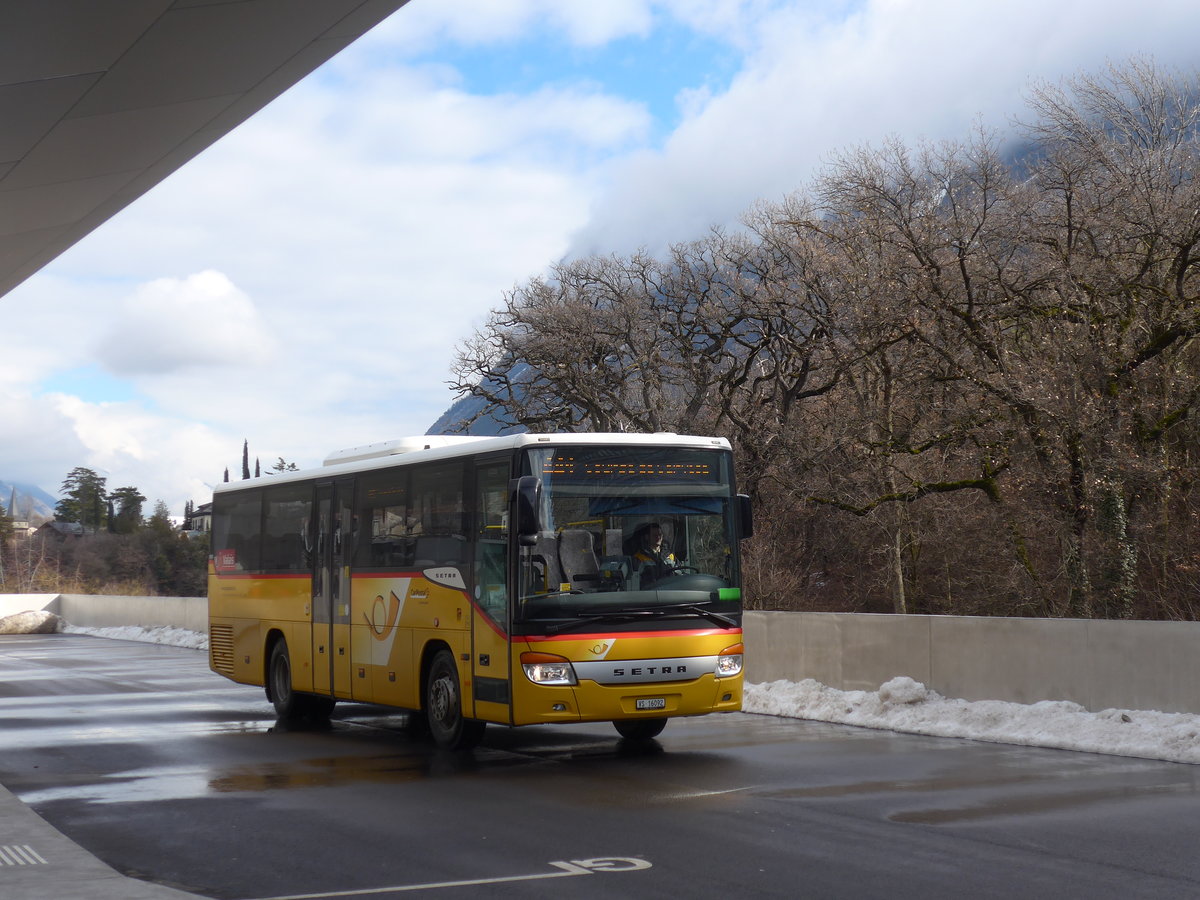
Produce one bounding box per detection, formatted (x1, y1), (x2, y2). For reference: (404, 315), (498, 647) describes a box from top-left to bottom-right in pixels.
(373, 0), (782, 52)
(0, 389), (88, 490)
(46, 395), (235, 506)
(370, 0), (655, 50)
(94, 271), (276, 376)
(568, 0), (1200, 256)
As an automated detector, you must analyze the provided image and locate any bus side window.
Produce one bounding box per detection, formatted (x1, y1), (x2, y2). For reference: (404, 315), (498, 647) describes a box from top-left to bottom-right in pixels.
(411, 462), (466, 563)
(262, 483), (312, 572)
(215, 490), (263, 573)
(356, 470), (412, 569)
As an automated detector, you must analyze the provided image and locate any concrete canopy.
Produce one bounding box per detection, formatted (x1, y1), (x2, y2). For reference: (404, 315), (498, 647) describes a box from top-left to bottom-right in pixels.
(0, 0), (409, 300)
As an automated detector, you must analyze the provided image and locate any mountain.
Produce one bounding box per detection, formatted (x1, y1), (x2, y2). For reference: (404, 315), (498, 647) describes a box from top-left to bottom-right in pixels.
(426, 393), (523, 437)
(1, 480), (57, 523)
(426, 365), (532, 437)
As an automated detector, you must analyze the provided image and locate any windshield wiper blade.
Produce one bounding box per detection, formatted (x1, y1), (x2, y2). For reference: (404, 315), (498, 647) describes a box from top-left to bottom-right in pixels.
(652, 602), (738, 628)
(543, 611), (654, 636)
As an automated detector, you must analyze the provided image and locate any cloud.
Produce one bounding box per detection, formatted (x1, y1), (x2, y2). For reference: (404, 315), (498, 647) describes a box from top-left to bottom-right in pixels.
(94, 271), (276, 376)
(0, 388), (88, 490)
(28, 63), (629, 447)
(374, 0), (780, 52)
(48, 395), (236, 509)
(567, 0), (1200, 256)
(369, 0), (655, 50)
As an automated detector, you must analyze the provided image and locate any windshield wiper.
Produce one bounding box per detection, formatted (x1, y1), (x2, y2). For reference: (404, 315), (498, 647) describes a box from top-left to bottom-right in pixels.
(542, 610), (658, 636)
(653, 602), (738, 628)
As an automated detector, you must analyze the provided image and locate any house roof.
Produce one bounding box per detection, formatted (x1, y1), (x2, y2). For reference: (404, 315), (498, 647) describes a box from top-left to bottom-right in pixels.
(37, 521), (85, 537)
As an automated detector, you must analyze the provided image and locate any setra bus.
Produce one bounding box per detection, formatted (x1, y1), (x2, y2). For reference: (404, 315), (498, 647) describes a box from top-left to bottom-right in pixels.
(207, 432), (752, 749)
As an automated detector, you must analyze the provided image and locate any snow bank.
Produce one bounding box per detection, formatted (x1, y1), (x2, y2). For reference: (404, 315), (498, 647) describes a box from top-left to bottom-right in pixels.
(62, 623), (209, 651)
(745, 677), (1200, 765)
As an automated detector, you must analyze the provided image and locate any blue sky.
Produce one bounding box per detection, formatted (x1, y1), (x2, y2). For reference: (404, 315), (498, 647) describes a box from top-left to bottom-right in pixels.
(3, 0), (1199, 516)
(425, 24), (744, 140)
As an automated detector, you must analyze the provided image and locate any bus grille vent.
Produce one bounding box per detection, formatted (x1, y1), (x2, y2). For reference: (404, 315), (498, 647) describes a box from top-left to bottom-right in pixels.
(210, 624), (235, 676)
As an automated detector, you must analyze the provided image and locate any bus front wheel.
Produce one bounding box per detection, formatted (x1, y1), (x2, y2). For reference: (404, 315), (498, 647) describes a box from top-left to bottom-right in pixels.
(614, 718), (667, 741)
(425, 650), (485, 750)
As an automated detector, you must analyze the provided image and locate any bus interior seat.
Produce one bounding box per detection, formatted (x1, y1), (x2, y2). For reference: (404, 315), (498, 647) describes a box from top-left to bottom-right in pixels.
(558, 529), (599, 588)
(526, 532), (563, 591)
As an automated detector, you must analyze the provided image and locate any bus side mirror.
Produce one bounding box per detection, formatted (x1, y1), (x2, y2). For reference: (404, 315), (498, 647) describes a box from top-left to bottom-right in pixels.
(512, 476), (543, 546)
(736, 494), (754, 540)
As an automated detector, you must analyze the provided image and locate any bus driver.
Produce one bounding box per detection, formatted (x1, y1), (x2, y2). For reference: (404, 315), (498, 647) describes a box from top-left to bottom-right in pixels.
(632, 522), (677, 583)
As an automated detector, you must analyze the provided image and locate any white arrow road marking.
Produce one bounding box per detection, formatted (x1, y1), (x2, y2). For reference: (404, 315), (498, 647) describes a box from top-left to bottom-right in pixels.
(247, 856), (653, 900)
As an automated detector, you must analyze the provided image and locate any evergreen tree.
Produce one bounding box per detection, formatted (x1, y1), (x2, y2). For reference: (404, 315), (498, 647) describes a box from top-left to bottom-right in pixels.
(242, 440), (250, 480)
(148, 500), (173, 531)
(55, 467), (108, 530)
(110, 486), (147, 534)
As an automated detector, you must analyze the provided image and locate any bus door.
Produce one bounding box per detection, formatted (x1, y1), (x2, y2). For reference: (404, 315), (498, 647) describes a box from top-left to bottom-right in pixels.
(471, 459), (512, 723)
(312, 479), (354, 699)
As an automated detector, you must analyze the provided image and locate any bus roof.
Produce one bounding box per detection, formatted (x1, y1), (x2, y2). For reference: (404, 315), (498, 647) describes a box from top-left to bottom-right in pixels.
(212, 432), (732, 495)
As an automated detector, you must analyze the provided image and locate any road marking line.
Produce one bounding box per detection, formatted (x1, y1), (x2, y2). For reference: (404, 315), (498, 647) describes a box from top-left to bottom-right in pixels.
(245, 857), (652, 900)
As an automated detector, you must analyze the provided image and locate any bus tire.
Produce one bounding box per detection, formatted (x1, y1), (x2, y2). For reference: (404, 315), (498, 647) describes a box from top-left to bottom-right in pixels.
(425, 649), (485, 750)
(268, 638), (301, 718)
(268, 638), (336, 721)
(614, 718), (667, 741)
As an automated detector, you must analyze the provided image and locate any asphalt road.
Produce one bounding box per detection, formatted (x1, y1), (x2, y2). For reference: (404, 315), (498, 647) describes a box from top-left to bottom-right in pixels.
(1, 633), (1199, 899)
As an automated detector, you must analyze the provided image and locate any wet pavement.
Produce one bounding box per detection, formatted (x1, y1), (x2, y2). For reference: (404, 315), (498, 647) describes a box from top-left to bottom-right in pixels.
(2, 633), (1200, 898)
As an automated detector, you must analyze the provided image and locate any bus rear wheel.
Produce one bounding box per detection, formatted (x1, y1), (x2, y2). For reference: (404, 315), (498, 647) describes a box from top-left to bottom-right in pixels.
(614, 718), (667, 741)
(268, 638), (334, 721)
(425, 649), (485, 750)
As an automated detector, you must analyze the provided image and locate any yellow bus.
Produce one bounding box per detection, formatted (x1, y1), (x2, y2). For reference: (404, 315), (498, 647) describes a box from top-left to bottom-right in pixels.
(207, 432), (752, 749)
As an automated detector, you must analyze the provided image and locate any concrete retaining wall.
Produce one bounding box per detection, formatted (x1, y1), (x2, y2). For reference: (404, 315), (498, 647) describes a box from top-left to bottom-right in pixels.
(24, 593), (209, 635)
(743, 611), (1200, 715)
(4, 594), (1197, 715)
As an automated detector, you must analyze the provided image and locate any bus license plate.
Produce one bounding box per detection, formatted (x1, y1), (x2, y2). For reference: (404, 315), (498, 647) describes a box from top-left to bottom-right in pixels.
(636, 698), (666, 710)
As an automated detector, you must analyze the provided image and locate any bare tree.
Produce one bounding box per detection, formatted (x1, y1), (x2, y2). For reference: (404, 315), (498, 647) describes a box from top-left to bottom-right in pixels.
(451, 60), (1200, 620)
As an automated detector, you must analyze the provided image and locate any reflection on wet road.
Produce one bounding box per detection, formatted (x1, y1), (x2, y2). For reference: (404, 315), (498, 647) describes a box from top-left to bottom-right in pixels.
(2, 633), (1200, 899)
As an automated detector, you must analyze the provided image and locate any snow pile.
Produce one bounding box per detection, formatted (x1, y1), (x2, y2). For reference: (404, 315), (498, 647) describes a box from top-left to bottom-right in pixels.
(745, 677), (1200, 765)
(62, 623), (209, 651)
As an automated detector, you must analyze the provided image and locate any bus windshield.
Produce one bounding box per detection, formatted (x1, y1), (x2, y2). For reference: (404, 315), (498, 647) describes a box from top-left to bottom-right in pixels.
(516, 445), (741, 629)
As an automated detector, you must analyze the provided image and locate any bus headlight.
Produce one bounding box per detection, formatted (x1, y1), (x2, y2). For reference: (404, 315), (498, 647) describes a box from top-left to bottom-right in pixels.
(716, 643), (744, 678)
(521, 652), (578, 686)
